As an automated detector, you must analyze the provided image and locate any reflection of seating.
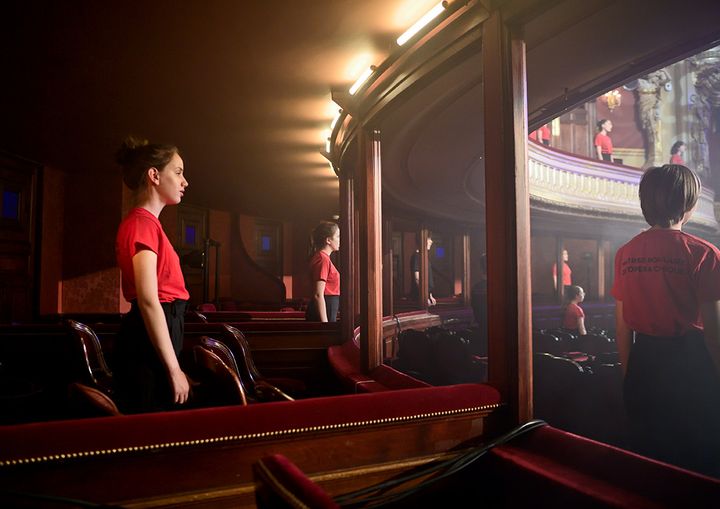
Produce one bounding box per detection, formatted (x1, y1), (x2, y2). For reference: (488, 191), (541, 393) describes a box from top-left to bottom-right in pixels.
(192, 345), (248, 406)
(67, 382), (122, 417)
(546, 329), (576, 343)
(221, 324), (306, 397)
(254, 454), (339, 509)
(65, 319), (113, 394)
(534, 353), (589, 429)
(198, 303), (217, 312)
(576, 334), (615, 356)
(533, 332), (563, 355)
(200, 336), (293, 402)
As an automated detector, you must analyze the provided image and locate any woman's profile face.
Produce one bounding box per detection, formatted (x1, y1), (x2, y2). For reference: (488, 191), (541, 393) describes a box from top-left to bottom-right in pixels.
(327, 228), (340, 251)
(156, 152), (188, 205)
(603, 120), (613, 132)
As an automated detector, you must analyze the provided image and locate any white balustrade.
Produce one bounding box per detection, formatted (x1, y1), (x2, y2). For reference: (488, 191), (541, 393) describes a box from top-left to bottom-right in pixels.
(528, 142), (718, 229)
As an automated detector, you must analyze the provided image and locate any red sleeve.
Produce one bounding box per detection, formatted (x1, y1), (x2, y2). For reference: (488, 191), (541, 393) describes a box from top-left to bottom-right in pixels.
(310, 254), (331, 282)
(695, 247), (720, 302)
(593, 133), (600, 147)
(125, 216), (160, 258)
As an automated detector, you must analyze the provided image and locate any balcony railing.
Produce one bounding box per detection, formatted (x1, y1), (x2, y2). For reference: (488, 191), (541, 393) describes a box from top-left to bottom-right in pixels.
(528, 141), (718, 230)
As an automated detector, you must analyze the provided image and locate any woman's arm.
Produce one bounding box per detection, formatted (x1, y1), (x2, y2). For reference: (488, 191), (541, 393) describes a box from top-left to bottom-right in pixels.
(596, 144), (603, 160)
(133, 250), (190, 405)
(313, 279), (328, 322)
(577, 316), (587, 335)
(701, 300), (720, 376)
(615, 300), (633, 376)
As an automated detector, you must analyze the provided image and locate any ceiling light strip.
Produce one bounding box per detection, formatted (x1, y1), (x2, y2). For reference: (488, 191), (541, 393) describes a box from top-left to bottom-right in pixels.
(396, 1), (448, 46)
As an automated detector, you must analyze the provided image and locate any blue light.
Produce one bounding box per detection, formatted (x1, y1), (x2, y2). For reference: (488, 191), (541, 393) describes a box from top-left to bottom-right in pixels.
(435, 247), (445, 258)
(185, 225), (196, 245)
(2, 191), (18, 219)
(262, 235), (272, 251)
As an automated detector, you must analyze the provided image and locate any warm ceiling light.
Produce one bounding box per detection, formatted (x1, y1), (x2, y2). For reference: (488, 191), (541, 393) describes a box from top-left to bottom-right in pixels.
(349, 66), (375, 95)
(396, 1), (448, 46)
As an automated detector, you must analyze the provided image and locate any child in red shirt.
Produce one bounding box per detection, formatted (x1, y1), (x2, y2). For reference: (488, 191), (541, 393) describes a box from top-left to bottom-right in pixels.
(612, 164), (720, 476)
(561, 286), (586, 335)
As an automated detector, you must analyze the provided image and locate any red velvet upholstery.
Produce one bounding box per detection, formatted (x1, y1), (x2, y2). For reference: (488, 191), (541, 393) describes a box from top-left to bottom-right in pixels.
(0, 384), (500, 465)
(327, 339), (430, 393)
(254, 454), (339, 509)
(488, 425), (720, 507)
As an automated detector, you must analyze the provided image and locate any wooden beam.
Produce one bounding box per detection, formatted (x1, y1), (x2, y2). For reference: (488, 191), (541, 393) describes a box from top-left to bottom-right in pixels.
(598, 239), (610, 301)
(482, 10), (532, 424)
(420, 228), (430, 309)
(382, 218), (394, 318)
(339, 170), (355, 344)
(358, 129), (383, 371)
(462, 232), (471, 307)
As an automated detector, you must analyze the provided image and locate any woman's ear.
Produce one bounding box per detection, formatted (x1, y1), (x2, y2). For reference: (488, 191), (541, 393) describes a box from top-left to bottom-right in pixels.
(147, 167), (160, 185)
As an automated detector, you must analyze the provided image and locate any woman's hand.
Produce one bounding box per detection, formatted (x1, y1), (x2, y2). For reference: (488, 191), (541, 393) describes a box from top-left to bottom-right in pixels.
(169, 368), (191, 405)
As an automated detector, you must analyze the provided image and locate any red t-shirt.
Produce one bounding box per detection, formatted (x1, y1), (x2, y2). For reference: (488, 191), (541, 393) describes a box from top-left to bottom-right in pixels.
(540, 124), (551, 140)
(116, 207), (189, 303)
(562, 303), (585, 329)
(670, 154), (685, 165)
(594, 132), (613, 154)
(309, 251), (340, 295)
(612, 228), (720, 336)
(552, 262), (572, 286)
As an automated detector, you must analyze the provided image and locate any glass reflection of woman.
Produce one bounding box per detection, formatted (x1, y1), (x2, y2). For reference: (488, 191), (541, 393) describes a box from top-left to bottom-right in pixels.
(114, 136), (191, 414)
(305, 221), (340, 322)
(670, 140), (686, 165)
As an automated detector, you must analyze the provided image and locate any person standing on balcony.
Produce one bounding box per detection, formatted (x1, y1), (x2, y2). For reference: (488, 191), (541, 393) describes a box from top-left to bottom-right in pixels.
(305, 221), (341, 322)
(669, 140), (686, 165)
(552, 248), (572, 293)
(594, 119), (614, 162)
(612, 164), (720, 477)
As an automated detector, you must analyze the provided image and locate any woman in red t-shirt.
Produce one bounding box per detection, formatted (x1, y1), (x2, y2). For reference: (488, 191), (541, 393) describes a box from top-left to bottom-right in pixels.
(561, 285), (586, 335)
(114, 136), (191, 413)
(669, 140), (685, 165)
(305, 221), (340, 322)
(594, 118), (614, 162)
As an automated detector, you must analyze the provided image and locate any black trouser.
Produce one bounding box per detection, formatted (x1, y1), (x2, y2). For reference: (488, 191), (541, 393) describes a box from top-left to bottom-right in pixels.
(113, 299), (187, 414)
(601, 153), (612, 161)
(305, 295), (339, 322)
(624, 330), (720, 477)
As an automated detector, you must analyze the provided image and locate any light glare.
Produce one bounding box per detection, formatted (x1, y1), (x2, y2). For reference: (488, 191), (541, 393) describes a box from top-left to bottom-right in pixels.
(396, 2), (447, 46)
(349, 67), (374, 95)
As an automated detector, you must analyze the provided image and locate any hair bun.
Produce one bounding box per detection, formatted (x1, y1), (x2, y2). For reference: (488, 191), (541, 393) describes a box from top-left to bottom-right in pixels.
(115, 135), (149, 166)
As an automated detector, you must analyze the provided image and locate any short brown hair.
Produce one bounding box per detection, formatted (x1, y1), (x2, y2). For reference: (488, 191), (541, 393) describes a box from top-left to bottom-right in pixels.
(639, 164), (700, 227)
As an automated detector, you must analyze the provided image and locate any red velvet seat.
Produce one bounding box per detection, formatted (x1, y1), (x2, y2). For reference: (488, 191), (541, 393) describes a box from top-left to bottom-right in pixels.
(65, 319), (113, 395)
(327, 339), (430, 393)
(254, 454), (339, 509)
(192, 345), (248, 406)
(199, 336), (293, 402)
(221, 324), (306, 397)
